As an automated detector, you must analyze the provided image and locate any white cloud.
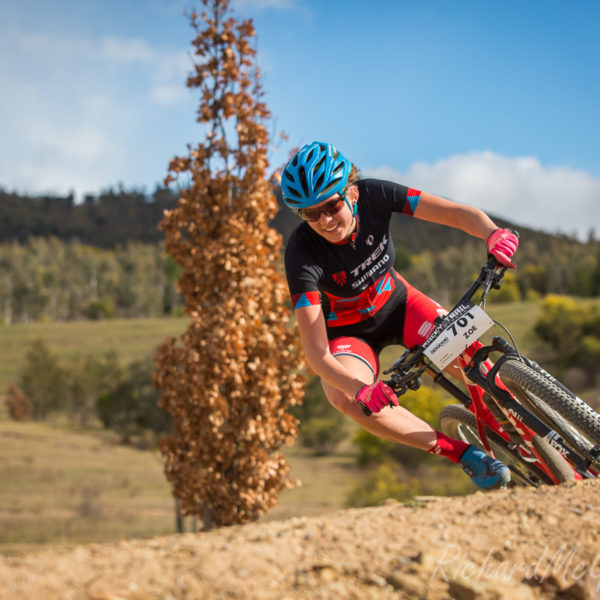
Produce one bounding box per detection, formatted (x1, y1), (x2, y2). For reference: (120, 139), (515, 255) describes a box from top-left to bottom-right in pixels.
(0, 26), (194, 198)
(4, 108), (127, 199)
(365, 151), (600, 240)
(11, 29), (190, 106)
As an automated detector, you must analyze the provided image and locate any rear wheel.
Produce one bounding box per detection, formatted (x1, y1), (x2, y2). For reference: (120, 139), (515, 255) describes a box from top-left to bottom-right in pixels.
(439, 404), (567, 486)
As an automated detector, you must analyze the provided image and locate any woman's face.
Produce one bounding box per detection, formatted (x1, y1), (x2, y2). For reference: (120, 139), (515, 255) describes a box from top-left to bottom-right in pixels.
(305, 186), (358, 243)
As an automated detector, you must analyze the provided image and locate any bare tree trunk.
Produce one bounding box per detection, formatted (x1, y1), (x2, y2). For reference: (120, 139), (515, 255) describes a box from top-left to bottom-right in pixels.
(203, 502), (213, 532)
(175, 498), (183, 533)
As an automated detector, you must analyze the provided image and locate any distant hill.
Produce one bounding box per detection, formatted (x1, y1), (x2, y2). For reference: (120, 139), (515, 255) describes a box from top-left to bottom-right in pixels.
(1, 184), (597, 319)
(0, 184), (575, 253)
(0, 186), (175, 247)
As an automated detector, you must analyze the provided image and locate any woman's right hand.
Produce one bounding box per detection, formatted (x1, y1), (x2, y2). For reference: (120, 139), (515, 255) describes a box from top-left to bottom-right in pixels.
(355, 381), (399, 414)
(487, 228), (519, 268)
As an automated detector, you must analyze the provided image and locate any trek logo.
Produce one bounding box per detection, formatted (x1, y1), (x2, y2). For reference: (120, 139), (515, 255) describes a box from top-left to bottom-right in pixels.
(332, 271), (347, 286)
(366, 235), (374, 246)
(350, 235), (388, 278)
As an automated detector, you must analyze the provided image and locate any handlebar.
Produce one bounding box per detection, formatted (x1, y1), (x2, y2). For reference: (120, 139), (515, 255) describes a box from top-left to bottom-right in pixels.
(360, 255), (509, 417)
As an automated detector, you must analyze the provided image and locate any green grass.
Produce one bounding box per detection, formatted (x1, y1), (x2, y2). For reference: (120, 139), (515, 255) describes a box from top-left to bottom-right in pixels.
(0, 301), (560, 554)
(0, 303), (543, 395)
(0, 420), (367, 554)
(0, 420), (175, 554)
(482, 300), (542, 352)
(0, 317), (189, 393)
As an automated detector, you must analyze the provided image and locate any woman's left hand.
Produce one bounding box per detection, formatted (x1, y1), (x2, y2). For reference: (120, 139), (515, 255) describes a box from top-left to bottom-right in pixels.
(355, 381), (399, 414)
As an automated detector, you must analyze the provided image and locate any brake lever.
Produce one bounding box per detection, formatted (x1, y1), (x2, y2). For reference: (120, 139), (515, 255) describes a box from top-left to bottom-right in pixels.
(480, 277), (494, 305)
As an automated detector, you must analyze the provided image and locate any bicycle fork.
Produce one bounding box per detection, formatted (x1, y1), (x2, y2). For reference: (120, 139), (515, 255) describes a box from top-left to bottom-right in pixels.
(465, 338), (593, 480)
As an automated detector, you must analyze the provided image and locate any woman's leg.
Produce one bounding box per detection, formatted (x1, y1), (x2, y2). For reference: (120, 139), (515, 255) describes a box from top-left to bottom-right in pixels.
(325, 336), (439, 451)
(322, 354), (439, 451)
(325, 334), (509, 488)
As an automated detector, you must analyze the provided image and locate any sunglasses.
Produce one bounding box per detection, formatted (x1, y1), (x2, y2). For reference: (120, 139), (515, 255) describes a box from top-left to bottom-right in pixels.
(298, 196), (347, 222)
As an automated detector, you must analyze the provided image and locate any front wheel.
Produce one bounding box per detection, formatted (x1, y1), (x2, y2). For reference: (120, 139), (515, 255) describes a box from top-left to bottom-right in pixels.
(439, 404), (562, 486)
(498, 358), (600, 452)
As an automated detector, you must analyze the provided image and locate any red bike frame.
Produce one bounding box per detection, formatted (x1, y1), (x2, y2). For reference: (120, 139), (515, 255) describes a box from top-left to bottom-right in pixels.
(457, 343), (582, 484)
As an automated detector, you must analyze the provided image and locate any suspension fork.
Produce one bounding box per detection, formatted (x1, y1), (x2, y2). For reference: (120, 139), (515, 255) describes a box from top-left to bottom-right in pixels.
(466, 342), (590, 479)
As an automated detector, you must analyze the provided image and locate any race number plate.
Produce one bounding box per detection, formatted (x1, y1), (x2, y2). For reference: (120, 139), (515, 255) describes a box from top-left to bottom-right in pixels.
(422, 302), (494, 370)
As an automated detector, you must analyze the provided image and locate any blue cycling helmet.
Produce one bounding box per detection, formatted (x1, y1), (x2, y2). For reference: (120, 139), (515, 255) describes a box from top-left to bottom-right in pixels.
(281, 141), (351, 209)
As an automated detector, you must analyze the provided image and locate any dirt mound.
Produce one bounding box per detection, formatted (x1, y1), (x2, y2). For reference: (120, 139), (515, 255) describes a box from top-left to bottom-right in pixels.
(1, 479), (600, 600)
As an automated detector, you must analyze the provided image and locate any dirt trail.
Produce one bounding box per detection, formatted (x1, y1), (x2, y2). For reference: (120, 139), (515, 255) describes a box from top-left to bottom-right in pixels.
(1, 479), (600, 600)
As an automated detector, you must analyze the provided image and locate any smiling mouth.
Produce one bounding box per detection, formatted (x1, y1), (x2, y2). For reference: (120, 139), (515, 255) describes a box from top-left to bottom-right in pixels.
(322, 223), (339, 233)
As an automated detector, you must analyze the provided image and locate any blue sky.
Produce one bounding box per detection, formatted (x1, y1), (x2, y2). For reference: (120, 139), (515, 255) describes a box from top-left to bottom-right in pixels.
(2, 0), (599, 238)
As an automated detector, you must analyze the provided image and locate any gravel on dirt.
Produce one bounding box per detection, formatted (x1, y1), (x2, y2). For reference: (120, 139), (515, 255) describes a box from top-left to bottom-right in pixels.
(1, 479), (600, 600)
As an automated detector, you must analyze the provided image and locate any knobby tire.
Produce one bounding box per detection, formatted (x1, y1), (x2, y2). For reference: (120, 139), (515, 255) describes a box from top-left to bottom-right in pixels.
(498, 358), (600, 448)
(439, 404), (556, 487)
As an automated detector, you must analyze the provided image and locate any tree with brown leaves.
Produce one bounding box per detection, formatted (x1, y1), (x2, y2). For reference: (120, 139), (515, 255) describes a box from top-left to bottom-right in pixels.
(154, 0), (305, 529)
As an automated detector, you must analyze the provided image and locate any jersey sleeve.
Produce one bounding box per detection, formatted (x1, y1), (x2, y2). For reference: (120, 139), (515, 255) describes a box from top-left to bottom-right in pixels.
(360, 179), (421, 218)
(284, 232), (323, 311)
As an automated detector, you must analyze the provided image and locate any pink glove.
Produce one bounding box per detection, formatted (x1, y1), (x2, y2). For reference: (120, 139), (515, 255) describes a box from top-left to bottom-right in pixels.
(355, 381), (399, 414)
(487, 228), (519, 268)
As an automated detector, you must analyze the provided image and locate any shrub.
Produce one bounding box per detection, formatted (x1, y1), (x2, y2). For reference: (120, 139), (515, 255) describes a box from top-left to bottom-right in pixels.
(354, 429), (395, 466)
(399, 384), (454, 427)
(86, 299), (116, 320)
(489, 271), (521, 303)
(300, 417), (347, 456)
(346, 461), (420, 506)
(533, 295), (600, 382)
(66, 352), (122, 425)
(291, 375), (347, 454)
(19, 339), (69, 420)
(97, 358), (172, 444)
(5, 383), (32, 421)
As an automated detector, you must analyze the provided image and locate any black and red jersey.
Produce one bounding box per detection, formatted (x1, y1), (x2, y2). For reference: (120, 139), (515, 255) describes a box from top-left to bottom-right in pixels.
(284, 178), (421, 338)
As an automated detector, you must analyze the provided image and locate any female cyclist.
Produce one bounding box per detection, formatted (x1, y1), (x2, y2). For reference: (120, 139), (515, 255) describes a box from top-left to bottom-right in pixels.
(282, 141), (519, 490)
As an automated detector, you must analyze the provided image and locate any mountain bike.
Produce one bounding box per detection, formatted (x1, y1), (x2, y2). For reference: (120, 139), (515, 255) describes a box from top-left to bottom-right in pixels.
(379, 256), (600, 486)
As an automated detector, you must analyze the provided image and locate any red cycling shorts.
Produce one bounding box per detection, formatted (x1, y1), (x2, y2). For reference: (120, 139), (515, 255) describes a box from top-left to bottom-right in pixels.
(329, 275), (448, 378)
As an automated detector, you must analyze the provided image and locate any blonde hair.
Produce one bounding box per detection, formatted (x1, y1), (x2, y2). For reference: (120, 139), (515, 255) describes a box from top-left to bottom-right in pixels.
(347, 163), (361, 186)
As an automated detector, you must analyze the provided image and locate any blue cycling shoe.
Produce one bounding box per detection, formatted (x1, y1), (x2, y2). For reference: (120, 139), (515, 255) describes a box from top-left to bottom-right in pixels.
(459, 445), (511, 489)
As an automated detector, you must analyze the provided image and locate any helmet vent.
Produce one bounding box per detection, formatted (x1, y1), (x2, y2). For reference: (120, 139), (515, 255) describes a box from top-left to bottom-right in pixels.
(299, 166), (310, 198)
(315, 172), (325, 190)
(322, 181), (339, 195)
